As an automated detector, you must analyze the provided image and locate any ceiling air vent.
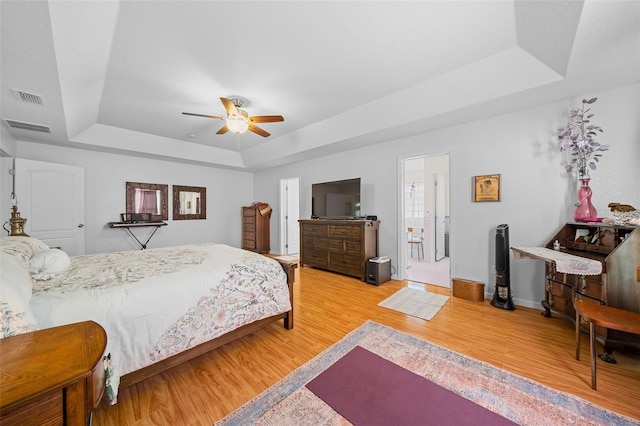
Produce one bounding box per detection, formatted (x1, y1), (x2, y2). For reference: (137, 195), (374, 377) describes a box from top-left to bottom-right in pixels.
(3, 119), (51, 133)
(11, 88), (46, 107)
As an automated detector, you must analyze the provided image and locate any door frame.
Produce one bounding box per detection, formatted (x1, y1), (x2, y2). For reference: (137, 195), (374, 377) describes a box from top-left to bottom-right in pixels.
(279, 177), (300, 255)
(433, 171), (446, 262)
(398, 152), (452, 284)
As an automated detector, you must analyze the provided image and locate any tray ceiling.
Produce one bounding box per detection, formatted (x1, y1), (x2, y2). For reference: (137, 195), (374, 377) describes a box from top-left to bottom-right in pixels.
(1, 1), (638, 170)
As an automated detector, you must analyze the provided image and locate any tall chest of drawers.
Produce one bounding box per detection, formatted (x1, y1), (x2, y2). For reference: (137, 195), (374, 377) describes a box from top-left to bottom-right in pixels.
(242, 202), (271, 253)
(299, 219), (379, 280)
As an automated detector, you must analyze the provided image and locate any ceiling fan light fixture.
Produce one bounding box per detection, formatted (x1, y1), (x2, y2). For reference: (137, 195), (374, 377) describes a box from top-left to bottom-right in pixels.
(227, 116), (249, 134)
(183, 97), (281, 138)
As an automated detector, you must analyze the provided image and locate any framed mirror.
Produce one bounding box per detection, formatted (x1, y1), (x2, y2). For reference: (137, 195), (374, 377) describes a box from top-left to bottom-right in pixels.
(125, 182), (168, 221)
(173, 185), (206, 220)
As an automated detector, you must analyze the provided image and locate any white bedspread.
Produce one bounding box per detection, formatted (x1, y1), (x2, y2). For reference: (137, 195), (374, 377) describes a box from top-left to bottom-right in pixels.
(29, 243), (291, 378)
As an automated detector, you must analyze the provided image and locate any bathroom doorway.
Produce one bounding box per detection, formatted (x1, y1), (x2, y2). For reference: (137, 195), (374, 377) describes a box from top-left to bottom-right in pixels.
(403, 154), (450, 287)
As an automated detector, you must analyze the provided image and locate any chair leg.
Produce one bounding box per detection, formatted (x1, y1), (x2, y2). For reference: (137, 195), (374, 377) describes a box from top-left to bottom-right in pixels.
(575, 310), (580, 361)
(590, 321), (597, 390)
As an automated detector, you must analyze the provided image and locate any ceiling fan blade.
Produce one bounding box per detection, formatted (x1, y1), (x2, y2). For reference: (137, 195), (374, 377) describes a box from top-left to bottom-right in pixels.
(249, 115), (284, 123)
(248, 123), (270, 137)
(182, 112), (224, 120)
(220, 98), (239, 116)
(216, 125), (230, 135)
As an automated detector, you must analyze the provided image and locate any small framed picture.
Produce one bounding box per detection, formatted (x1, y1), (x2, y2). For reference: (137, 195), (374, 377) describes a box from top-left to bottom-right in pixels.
(473, 174), (501, 202)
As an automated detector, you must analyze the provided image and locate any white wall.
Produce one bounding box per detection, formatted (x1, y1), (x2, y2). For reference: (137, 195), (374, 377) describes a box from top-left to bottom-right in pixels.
(15, 143), (254, 254)
(10, 84), (638, 308)
(0, 125), (17, 157)
(254, 84), (640, 308)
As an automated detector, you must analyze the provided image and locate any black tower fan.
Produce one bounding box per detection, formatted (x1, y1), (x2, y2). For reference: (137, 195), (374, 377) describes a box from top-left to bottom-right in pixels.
(491, 224), (515, 310)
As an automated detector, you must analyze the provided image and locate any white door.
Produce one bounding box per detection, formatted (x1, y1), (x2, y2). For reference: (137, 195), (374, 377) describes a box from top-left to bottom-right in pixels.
(15, 159), (85, 255)
(434, 172), (446, 261)
(280, 177), (300, 255)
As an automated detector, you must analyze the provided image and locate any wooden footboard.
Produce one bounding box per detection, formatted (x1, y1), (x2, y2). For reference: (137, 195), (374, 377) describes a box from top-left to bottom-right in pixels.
(274, 256), (297, 330)
(119, 257), (297, 389)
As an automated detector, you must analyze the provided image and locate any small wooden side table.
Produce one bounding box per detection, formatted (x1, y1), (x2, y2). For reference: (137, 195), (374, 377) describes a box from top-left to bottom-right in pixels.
(574, 300), (640, 390)
(0, 321), (107, 425)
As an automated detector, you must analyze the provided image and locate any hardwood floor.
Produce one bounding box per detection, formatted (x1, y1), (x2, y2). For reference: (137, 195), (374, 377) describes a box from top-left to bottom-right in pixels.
(93, 266), (640, 425)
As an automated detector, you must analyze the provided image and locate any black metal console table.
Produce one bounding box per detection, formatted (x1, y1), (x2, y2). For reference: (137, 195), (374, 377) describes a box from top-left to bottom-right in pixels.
(107, 221), (167, 249)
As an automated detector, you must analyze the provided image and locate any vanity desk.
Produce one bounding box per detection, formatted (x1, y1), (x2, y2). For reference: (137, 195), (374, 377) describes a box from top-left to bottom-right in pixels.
(513, 222), (639, 361)
(108, 221), (167, 249)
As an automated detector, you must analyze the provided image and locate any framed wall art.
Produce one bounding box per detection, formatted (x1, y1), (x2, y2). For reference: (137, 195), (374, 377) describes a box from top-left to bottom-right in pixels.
(173, 185), (206, 220)
(473, 174), (501, 202)
(125, 181), (169, 221)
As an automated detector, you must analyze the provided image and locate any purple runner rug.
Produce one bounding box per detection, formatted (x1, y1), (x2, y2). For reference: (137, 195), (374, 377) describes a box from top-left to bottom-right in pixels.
(216, 321), (638, 425)
(306, 345), (516, 426)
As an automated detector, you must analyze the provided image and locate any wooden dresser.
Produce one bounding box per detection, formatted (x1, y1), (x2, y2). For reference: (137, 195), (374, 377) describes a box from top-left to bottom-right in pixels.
(0, 321), (107, 426)
(299, 219), (379, 281)
(540, 222), (638, 358)
(242, 202), (272, 253)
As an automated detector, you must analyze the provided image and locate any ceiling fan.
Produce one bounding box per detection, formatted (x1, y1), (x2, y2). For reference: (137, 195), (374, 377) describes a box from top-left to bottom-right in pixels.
(182, 97), (284, 137)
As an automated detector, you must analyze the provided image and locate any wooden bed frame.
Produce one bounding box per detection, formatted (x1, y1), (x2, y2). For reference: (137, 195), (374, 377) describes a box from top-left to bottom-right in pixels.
(119, 257), (297, 388)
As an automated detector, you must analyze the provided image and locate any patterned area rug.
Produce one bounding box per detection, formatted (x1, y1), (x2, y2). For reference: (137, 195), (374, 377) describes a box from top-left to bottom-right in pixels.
(216, 321), (637, 426)
(377, 287), (449, 320)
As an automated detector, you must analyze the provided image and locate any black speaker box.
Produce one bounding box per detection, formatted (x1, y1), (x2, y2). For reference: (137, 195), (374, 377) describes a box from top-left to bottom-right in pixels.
(366, 258), (391, 286)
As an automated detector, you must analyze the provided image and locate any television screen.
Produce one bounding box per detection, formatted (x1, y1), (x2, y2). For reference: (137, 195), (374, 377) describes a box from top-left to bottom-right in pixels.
(312, 178), (361, 218)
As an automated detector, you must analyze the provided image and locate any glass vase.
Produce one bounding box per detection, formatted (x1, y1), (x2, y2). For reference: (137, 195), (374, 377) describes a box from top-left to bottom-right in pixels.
(573, 178), (597, 222)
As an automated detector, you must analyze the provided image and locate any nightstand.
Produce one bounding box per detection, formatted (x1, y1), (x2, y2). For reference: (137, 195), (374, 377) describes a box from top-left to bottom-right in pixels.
(0, 321), (107, 426)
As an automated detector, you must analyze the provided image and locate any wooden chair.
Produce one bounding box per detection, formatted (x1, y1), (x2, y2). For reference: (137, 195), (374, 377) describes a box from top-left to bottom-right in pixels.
(407, 227), (424, 261)
(574, 299), (640, 390)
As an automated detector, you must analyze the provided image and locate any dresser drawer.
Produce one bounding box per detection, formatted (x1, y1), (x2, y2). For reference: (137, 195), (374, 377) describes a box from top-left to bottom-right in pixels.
(578, 280), (604, 301)
(328, 225), (360, 239)
(243, 215), (256, 224)
(304, 250), (329, 268)
(329, 253), (361, 277)
(314, 237), (344, 252)
(552, 274), (603, 301)
(344, 240), (361, 254)
(0, 389), (63, 426)
(302, 236), (315, 248)
(243, 239), (256, 249)
(243, 223), (256, 232)
(243, 208), (255, 217)
(546, 281), (572, 313)
(303, 224), (328, 237)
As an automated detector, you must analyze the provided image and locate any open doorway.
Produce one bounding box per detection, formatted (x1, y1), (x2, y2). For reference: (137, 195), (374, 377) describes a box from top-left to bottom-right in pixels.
(403, 154), (450, 287)
(279, 177), (300, 255)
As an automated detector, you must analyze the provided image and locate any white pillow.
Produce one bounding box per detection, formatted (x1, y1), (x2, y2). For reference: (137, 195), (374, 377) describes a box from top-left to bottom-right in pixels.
(29, 249), (71, 281)
(0, 237), (49, 268)
(0, 254), (38, 338)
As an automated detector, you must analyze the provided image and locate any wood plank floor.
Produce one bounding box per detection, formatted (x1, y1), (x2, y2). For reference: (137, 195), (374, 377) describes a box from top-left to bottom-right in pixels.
(93, 266), (640, 425)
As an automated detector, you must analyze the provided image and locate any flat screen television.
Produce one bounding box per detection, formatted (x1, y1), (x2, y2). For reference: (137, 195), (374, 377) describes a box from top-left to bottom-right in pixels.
(311, 178), (361, 218)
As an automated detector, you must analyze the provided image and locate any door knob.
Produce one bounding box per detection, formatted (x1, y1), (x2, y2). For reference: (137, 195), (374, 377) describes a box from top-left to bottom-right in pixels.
(78, 224), (84, 228)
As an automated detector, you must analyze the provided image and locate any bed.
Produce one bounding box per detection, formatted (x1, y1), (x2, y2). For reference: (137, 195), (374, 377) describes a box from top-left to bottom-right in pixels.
(0, 236), (295, 396)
